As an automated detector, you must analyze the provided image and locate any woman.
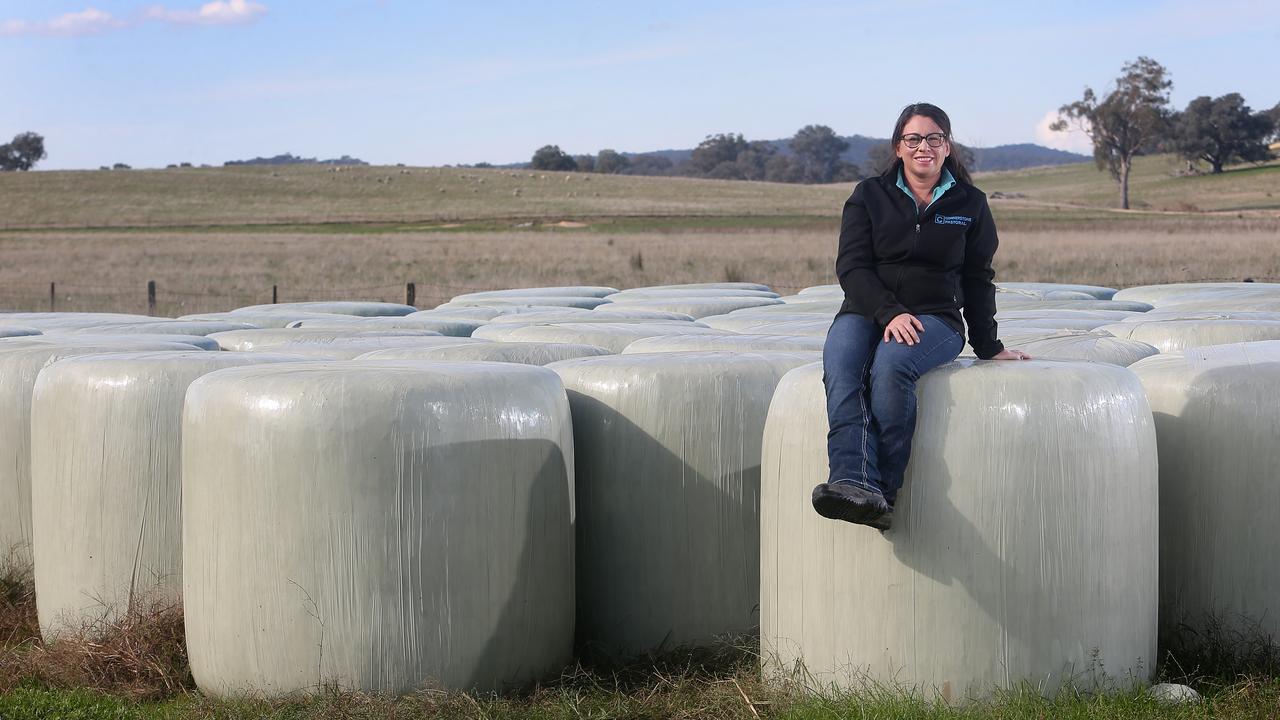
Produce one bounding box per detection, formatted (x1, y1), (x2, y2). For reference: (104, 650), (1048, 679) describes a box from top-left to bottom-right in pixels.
(812, 102), (1029, 531)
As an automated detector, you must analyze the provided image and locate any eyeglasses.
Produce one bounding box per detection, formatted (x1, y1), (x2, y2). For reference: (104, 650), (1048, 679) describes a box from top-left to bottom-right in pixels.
(900, 133), (947, 149)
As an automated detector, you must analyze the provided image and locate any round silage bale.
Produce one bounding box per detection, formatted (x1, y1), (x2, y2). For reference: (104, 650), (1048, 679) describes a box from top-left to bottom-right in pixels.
(1129, 341), (1280, 641)
(1152, 297), (1280, 313)
(472, 319), (701, 343)
(450, 286), (618, 300)
(0, 312), (162, 332)
(596, 297), (783, 318)
(0, 327), (41, 339)
(720, 318), (832, 337)
(67, 320), (260, 336)
(997, 308), (1139, 323)
(30, 351), (305, 638)
(745, 300), (842, 314)
(271, 336), (485, 359)
(490, 309), (696, 324)
(445, 296), (611, 310)
(1096, 319), (1280, 352)
(285, 316), (483, 336)
(208, 328), (442, 351)
(700, 313), (833, 332)
(500, 322), (724, 353)
(622, 334), (825, 354)
(999, 317), (1115, 332)
(359, 342), (611, 365)
(627, 282), (773, 293)
(959, 330), (1157, 366)
(760, 361), (1157, 699)
(72, 333), (222, 350)
(549, 351), (816, 656)
(0, 339), (197, 562)
(413, 306), (587, 320)
(797, 284), (841, 295)
(1119, 310), (1280, 323)
(997, 282), (1118, 300)
(231, 301), (417, 317)
(995, 298), (1154, 313)
(605, 288), (780, 300)
(183, 361), (575, 695)
(1112, 282), (1280, 306)
(179, 311), (360, 329)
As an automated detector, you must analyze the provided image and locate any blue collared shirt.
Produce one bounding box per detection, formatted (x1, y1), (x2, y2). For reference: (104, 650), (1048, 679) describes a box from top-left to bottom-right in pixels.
(896, 167), (956, 215)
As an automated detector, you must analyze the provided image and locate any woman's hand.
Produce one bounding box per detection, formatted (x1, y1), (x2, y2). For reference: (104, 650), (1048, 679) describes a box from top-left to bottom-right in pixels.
(884, 313), (924, 345)
(991, 348), (1032, 360)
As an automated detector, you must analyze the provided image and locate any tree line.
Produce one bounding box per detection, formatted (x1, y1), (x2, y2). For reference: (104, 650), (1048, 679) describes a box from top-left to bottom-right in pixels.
(530, 124), (864, 184)
(1052, 56), (1279, 209)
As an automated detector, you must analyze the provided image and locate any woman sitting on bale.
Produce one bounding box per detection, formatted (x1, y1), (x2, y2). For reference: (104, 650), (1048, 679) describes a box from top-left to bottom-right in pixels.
(812, 102), (1030, 531)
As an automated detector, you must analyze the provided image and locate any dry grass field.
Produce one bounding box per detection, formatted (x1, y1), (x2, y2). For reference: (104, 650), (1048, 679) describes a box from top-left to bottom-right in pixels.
(1, 156), (1278, 316)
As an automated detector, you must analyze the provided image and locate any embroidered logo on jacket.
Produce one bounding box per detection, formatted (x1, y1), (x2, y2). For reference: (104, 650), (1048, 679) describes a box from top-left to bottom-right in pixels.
(935, 215), (973, 226)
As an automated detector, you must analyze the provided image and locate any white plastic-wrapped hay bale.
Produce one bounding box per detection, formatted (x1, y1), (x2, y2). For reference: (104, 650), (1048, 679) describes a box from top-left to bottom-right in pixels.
(71, 333), (222, 351)
(596, 297), (783, 318)
(628, 282), (773, 293)
(231, 301), (417, 317)
(997, 282), (1118, 300)
(622, 334), (825, 354)
(359, 342), (611, 365)
(997, 309), (1139, 323)
(208, 328), (442, 351)
(0, 312), (161, 331)
(182, 361), (574, 695)
(444, 296), (611, 310)
(0, 327), (41, 338)
(271, 336), (485, 360)
(472, 319), (701, 343)
(745, 300), (842, 314)
(1130, 342), (1280, 640)
(1120, 310), (1280, 323)
(760, 361), (1157, 699)
(68, 320), (259, 336)
(959, 330), (1158, 366)
(1112, 282), (1280, 306)
(0, 339), (196, 562)
(797, 284), (841, 295)
(700, 313), (833, 332)
(450, 286), (618, 300)
(285, 316), (483, 337)
(412, 306), (586, 321)
(721, 318), (832, 337)
(1096, 319), (1280, 352)
(606, 288), (780, 300)
(30, 351), (304, 637)
(500, 322), (723, 353)
(490, 309), (696, 324)
(1153, 297), (1280, 313)
(998, 318), (1114, 332)
(549, 352), (816, 656)
(179, 311), (359, 329)
(995, 298), (1155, 313)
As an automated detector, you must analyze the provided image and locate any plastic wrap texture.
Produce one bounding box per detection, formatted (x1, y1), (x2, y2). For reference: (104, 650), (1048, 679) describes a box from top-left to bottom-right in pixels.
(0, 327), (42, 338)
(1096, 320), (1280, 352)
(232, 301), (417, 316)
(960, 331), (1158, 366)
(179, 311), (361, 328)
(549, 352), (817, 655)
(1130, 341), (1280, 639)
(286, 317), (483, 336)
(995, 298), (1154, 313)
(500, 322), (723, 353)
(701, 313), (834, 332)
(64, 321), (259, 336)
(450, 286), (618, 300)
(596, 297), (783, 318)
(606, 289), (780, 299)
(182, 361), (574, 695)
(358, 342), (612, 365)
(209, 328), (442, 351)
(997, 282), (1117, 299)
(760, 361), (1158, 698)
(268, 337), (483, 359)
(0, 340), (196, 561)
(622, 334), (826, 354)
(30, 351), (305, 637)
(1112, 282), (1280, 306)
(489, 309), (695, 324)
(446, 296), (611, 309)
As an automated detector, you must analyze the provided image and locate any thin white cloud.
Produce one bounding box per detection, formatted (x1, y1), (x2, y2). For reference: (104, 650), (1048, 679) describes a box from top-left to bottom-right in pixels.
(143, 0), (267, 26)
(1035, 110), (1093, 154)
(0, 2), (266, 37)
(0, 7), (125, 37)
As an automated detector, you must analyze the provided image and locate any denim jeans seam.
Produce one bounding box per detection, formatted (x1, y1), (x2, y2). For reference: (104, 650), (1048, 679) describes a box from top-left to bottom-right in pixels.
(856, 347), (875, 486)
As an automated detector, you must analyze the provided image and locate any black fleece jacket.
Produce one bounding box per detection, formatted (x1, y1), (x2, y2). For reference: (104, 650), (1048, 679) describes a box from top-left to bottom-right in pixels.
(835, 168), (1004, 359)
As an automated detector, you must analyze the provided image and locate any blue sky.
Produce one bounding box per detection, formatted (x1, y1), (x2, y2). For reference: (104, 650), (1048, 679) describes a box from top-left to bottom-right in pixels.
(1, 0), (1276, 170)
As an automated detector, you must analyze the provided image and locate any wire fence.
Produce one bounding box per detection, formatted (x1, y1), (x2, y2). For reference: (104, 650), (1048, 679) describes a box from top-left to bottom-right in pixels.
(0, 278), (1272, 319)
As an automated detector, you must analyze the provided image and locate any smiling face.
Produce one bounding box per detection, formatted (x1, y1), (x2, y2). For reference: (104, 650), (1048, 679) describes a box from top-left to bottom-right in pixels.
(895, 114), (950, 182)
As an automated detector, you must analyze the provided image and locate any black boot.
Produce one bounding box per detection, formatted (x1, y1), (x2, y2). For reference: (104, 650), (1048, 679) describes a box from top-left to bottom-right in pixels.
(811, 481), (890, 528)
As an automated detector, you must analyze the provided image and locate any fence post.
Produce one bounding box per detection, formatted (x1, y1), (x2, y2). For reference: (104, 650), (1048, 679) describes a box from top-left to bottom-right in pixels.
(272, 284), (278, 304)
(49, 282), (55, 312)
(147, 280), (156, 316)
(405, 282), (416, 308)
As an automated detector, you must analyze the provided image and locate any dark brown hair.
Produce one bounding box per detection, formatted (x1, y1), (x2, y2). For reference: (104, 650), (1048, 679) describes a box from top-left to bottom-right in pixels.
(889, 102), (972, 186)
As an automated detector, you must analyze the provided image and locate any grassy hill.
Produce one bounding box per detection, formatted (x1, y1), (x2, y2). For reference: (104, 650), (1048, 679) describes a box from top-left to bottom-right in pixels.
(2, 154), (1277, 235)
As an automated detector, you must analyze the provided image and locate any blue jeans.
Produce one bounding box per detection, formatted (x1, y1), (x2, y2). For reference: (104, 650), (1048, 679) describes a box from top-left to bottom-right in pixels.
(822, 313), (963, 505)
